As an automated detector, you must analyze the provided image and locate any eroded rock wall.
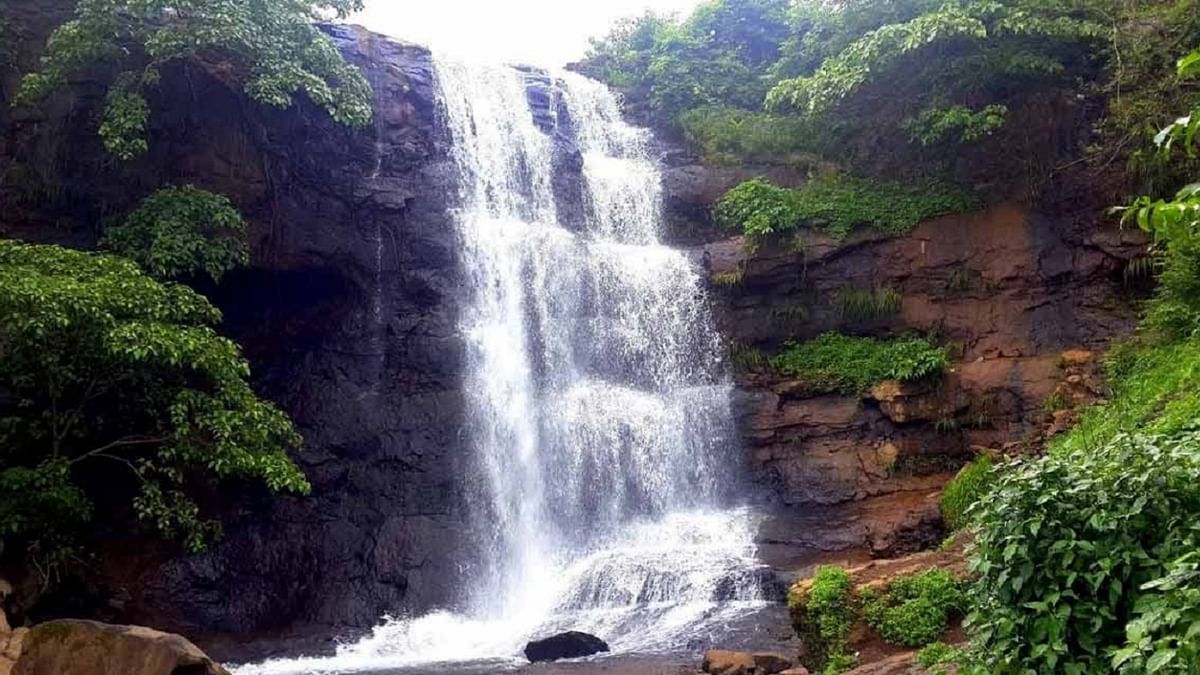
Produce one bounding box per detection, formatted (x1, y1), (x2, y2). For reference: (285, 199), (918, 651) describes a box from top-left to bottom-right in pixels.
(664, 166), (1144, 567)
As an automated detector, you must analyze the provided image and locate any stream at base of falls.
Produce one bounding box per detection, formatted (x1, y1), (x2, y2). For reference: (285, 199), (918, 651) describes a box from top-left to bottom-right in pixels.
(234, 55), (775, 675)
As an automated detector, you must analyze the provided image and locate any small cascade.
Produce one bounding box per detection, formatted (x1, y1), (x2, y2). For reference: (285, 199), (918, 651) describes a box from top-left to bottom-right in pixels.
(236, 56), (767, 675)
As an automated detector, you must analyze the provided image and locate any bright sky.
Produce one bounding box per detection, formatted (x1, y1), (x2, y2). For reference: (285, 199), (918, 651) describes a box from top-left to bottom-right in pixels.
(351, 0), (704, 67)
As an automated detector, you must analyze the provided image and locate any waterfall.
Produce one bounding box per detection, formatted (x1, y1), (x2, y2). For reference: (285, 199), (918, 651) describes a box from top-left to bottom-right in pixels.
(236, 58), (768, 675)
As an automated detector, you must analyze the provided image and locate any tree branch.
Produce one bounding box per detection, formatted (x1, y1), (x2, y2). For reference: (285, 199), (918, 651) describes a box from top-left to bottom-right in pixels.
(69, 436), (165, 466)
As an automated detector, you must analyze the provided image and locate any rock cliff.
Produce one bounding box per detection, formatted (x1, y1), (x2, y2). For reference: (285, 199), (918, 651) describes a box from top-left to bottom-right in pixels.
(666, 165), (1144, 571)
(1, 7), (472, 652)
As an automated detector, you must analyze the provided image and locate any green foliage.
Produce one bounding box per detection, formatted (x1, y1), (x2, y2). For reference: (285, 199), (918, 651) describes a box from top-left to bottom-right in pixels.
(769, 332), (947, 395)
(102, 186), (249, 282)
(862, 569), (966, 648)
(712, 267), (745, 288)
(764, 1), (1102, 121)
(940, 456), (995, 531)
(584, 11), (673, 88)
(679, 106), (828, 165)
(903, 103), (1009, 146)
(1112, 552), (1200, 674)
(16, 0), (373, 160)
(585, 0), (791, 122)
(0, 240), (308, 567)
(715, 176), (976, 242)
(1043, 390), (1069, 414)
(823, 654), (857, 675)
(1056, 337), (1200, 455)
(983, 54), (1200, 672)
(834, 287), (902, 324)
(728, 340), (768, 372)
(968, 433), (1200, 674)
(918, 641), (963, 674)
(586, 0), (1185, 178)
(1058, 52), (1200, 455)
(790, 566), (858, 674)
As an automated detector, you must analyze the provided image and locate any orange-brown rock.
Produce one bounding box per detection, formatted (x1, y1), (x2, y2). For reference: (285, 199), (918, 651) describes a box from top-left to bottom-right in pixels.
(12, 620), (229, 675)
(0, 608), (28, 675)
(702, 649), (757, 675)
(868, 379), (962, 425)
(843, 651), (923, 674)
(714, 202), (1141, 524)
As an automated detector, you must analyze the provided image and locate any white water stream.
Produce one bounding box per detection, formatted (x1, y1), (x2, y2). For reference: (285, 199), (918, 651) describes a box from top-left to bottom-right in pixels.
(236, 58), (768, 675)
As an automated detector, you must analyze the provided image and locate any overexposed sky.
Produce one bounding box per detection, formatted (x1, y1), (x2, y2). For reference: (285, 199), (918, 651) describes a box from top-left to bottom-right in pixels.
(352, 0), (703, 67)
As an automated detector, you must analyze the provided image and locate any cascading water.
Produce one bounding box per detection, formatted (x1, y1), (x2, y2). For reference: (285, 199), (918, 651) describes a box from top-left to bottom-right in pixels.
(237, 57), (769, 675)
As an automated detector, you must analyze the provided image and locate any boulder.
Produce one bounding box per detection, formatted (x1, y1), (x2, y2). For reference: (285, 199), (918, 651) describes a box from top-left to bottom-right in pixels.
(523, 631), (609, 663)
(843, 651), (922, 674)
(869, 379), (960, 425)
(753, 651), (795, 674)
(0, 607), (28, 675)
(12, 620), (229, 675)
(779, 669), (811, 675)
(702, 649), (756, 675)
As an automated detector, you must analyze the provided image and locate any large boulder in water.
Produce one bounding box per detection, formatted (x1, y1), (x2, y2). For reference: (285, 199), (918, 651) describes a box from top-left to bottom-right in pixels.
(523, 631), (610, 662)
(12, 620), (229, 675)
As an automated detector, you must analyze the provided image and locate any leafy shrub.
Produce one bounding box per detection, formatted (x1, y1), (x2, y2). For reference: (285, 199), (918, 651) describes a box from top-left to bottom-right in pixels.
(714, 177), (804, 239)
(1112, 552), (1200, 674)
(940, 456), (995, 531)
(789, 566), (858, 674)
(585, 0), (791, 122)
(770, 333), (948, 395)
(715, 175), (976, 242)
(903, 104), (1009, 146)
(728, 340), (768, 373)
(834, 287), (902, 323)
(862, 569), (966, 648)
(917, 641), (962, 675)
(679, 106), (831, 165)
(0, 240), (308, 569)
(969, 432), (1200, 674)
(101, 186), (249, 282)
(823, 653), (857, 675)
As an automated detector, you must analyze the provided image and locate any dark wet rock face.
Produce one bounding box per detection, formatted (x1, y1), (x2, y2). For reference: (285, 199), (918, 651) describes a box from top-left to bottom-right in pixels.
(524, 631), (611, 663)
(0, 8), (475, 652)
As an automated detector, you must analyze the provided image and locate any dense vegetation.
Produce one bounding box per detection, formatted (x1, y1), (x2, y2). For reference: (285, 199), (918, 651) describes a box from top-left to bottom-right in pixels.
(0, 242), (307, 577)
(585, 0), (1200, 199)
(956, 48), (1200, 675)
(770, 332), (948, 395)
(15, 0), (373, 159)
(102, 186), (250, 282)
(789, 566), (857, 673)
(789, 566), (966, 674)
(714, 175), (976, 241)
(861, 569), (966, 648)
(939, 456), (994, 531)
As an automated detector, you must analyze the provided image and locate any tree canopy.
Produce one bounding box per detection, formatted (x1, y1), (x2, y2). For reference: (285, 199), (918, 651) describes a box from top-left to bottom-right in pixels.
(582, 0), (1195, 186)
(15, 0), (373, 160)
(0, 240), (307, 573)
